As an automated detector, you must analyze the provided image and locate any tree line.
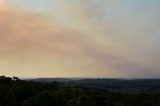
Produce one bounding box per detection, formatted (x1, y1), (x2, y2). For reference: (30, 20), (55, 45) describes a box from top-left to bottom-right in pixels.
(0, 76), (159, 106)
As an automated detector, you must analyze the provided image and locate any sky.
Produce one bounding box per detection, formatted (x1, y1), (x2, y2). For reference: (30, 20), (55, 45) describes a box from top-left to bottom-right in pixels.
(0, 0), (159, 78)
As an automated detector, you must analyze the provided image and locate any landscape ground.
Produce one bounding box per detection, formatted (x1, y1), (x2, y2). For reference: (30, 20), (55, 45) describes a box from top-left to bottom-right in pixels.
(0, 76), (160, 106)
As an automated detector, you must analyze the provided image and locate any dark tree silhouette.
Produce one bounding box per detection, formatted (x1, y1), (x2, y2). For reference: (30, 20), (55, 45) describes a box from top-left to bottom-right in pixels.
(0, 76), (159, 106)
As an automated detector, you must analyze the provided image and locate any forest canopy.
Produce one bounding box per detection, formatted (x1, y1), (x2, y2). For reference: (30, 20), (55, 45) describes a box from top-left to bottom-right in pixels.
(0, 76), (159, 106)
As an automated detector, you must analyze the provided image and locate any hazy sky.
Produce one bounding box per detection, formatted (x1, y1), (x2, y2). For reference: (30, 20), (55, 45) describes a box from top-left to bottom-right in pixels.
(0, 0), (159, 78)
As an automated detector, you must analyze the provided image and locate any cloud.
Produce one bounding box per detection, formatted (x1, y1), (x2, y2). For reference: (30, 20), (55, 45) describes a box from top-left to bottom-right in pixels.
(0, 0), (159, 78)
(0, 8), (120, 77)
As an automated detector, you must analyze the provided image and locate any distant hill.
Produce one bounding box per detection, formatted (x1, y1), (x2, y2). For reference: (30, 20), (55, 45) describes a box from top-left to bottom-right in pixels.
(27, 78), (76, 83)
(27, 78), (160, 92)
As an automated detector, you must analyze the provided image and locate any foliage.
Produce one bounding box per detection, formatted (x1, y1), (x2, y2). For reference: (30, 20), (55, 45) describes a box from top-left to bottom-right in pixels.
(0, 76), (159, 106)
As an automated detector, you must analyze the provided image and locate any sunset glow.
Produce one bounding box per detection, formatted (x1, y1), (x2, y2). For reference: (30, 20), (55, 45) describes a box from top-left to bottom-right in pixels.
(0, 0), (160, 78)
